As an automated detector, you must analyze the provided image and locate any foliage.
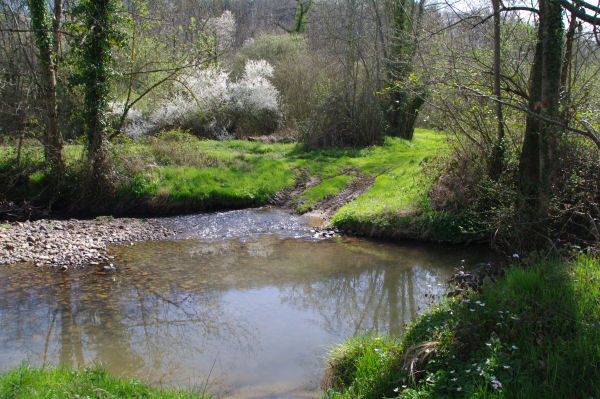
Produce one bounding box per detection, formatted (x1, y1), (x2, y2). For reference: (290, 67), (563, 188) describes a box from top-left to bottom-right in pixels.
(323, 254), (600, 398)
(228, 33), (320, 125)
(302, 79), (386, 147)
(0, 365), (209, 398)
(120, 60), (282, 139)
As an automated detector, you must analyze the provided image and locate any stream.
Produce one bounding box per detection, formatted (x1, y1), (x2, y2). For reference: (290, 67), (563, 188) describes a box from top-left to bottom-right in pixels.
(0, 208), (496, 398)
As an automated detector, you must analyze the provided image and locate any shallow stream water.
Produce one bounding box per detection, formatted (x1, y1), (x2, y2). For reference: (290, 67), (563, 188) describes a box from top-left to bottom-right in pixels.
(0, 208), (495, 398)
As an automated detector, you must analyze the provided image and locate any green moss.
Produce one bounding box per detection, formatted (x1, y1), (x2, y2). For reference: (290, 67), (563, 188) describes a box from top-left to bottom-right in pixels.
(323, 254), (600, 399)
(0, 365), (209, 398)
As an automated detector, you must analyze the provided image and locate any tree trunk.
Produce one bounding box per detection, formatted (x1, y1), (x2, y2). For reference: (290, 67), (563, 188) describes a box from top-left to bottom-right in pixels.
(28, 0), (64, 172)
(559, 8), (578, 125)
(82, 0), (112, 185)
(488, 0), (505, 179)
(388, 92), (425, 140)
(386, 0), (425, 140)
(518, 0), (564, 220)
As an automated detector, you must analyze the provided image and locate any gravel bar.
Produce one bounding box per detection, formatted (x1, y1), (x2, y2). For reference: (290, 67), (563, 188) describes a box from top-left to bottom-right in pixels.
(0, 217), (174, 269)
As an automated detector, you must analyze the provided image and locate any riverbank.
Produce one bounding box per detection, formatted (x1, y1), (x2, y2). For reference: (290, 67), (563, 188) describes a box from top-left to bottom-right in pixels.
(0, 365), (208, 398)
(1, 129), (459, 243)
(322, 253), (600, 398)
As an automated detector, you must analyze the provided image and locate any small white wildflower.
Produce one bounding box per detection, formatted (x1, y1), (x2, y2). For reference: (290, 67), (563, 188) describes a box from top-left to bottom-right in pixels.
(451, 377), (457, 382)
(450, 370), (455, 374)
(503, 365), (511, 369)
(511, 345), (518, 350)
(393, 387), (399, 392)
(465, 369), (471, 373)
(491, 379), (503, 390)
(374, 348), (382, 353)
(457, 387), (462, 392)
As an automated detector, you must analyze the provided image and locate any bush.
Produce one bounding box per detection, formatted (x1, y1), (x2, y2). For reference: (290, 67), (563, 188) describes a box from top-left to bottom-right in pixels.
(302, 79), (386, 147)
(229, 33), (325, 126)
(426, 137), (600, 252)
(118, 61), (282, 139)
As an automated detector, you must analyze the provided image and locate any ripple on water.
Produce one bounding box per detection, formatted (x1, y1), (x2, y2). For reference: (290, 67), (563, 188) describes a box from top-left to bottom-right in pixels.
(159, 207), (317, 241)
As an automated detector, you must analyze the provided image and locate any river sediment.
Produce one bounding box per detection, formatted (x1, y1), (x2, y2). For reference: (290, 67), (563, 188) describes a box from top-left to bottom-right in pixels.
(0, 217), (173, 269)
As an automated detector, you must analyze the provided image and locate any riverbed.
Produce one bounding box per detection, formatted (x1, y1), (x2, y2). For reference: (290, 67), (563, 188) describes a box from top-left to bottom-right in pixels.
(0, 208), (495, 398)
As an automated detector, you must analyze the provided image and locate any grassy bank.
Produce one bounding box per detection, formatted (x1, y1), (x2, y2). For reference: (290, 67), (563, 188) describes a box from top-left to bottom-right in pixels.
(0, 365), (208, 398)
(1, 129), (453, 241)
(322, 254), (600, 398)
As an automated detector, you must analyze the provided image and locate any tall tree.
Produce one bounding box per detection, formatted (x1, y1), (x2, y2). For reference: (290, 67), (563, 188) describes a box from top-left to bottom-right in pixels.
(73, 0), (120, 184)
(519, 0), (564, 220)
(488, 0), (505, 179)
(386, 0), (426, 140)
(28, 0), (64, 172)
(519, 0), (600, 220)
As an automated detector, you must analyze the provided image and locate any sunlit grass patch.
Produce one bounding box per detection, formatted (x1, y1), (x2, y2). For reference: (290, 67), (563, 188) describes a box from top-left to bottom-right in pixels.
(128, 158), (295, 206)
(297, 174), (355, 212)
(331, 130), (450, 238)
(0, 365), (209, 398)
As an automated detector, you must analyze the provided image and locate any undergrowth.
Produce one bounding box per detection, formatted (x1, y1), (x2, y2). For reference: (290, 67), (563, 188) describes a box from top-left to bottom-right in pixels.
(323, 254), (600, 398)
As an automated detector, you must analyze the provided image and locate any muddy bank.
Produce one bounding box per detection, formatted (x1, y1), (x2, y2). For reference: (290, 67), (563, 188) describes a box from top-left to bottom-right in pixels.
(0, 217), (173, 269)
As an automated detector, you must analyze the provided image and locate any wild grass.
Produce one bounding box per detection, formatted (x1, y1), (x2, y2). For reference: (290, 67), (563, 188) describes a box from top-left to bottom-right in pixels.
(330, 130), (457, 240)
(322, 254), (600, 398)
(0, 365), (209, 398)
(0, 128), (448, 226)
(297, 174), (355, 212)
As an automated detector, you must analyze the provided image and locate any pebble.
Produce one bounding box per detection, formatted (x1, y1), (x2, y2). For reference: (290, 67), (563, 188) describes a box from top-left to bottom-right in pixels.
(0, 217), (174, 269)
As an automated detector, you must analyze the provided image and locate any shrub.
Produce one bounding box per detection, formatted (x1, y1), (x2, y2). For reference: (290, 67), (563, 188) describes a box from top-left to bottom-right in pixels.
(302, 79), (386, 147)
(229, 33), (324, 126)
(117, 61), (282, 139)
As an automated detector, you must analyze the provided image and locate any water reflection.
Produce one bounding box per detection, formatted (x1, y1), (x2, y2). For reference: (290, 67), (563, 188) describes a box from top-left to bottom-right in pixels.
(0, 216), (494, 398)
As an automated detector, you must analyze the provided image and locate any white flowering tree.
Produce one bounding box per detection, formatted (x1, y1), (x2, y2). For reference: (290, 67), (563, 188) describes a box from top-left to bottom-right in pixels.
(120, 60), (282, 139)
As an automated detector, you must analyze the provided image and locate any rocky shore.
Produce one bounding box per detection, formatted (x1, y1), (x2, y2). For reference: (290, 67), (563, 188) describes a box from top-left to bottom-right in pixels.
(0, 217), (173, 269)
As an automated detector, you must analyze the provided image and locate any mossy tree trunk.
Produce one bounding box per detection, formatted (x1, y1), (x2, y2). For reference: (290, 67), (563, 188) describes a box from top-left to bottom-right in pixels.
(77, 0), (117, 186)
(518, 0), (564, 221)
(386, 0), (425, 140)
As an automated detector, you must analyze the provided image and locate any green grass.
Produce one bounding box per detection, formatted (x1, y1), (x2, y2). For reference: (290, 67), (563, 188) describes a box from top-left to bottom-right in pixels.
(130, 159), (295, 205)
(323, 254), (600, 398)
(0, 365), (209, 398)
(297, 174), (355, 212)
(330, 130), (458, 240)
(0, 129), (449, 234)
